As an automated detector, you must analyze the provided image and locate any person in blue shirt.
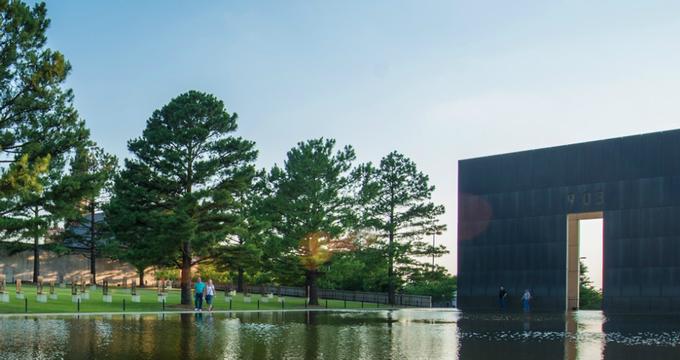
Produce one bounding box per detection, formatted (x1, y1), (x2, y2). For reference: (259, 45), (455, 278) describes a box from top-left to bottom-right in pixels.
(194, 277), (206, 311)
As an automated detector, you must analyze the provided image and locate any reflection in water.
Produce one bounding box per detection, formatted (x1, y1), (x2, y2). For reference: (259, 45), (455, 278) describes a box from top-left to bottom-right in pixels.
(566, 311), (605, 360)
(602, 313), (680, 360)
(0, 310), (678, 359)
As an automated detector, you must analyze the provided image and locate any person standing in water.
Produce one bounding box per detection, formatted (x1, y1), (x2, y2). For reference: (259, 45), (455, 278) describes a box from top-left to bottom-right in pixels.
(194, 277), (206, 312)
(522, 289), (532, 312)
(205, 279), (216, 312)
(498, 286), (508, 310)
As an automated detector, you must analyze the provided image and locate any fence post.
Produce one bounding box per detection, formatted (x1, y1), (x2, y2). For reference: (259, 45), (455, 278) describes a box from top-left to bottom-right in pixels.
(77, 298), (80, 313)
(257, 299), (260, 310)
(162, 299), (165, 312)
(229, 298), (232, 310)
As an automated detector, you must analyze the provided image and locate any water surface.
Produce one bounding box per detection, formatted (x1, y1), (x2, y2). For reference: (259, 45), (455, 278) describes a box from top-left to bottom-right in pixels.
(0, 309), (678, 359)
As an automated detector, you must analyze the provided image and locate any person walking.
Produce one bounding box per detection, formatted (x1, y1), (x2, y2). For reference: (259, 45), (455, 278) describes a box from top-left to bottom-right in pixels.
(205, 279), (216, 312)
(194, 277), (206, 312)
(498, 286), (508, 310)
(522, 289), (532, 312)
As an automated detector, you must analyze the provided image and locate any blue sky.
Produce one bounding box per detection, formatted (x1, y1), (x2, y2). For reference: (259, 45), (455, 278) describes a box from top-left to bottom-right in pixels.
(43, 1), (680, 277)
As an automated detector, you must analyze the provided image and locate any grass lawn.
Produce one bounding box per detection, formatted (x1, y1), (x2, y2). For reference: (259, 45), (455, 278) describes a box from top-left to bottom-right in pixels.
(0, 285), (387, 314)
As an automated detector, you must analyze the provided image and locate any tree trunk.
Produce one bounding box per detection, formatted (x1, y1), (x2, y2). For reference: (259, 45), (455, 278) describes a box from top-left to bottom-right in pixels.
(90, 201), (97, 283)
(237, 267), (244, 293)
(387, 190), (396, 305)
(180, 240), (192, 305)
(182, 160), (194, 305)
(32, 206), (40, 283)
(307, 270), (319, 305)
(90, 252), (96, 284)
(33, 233), (40, 283)
(387, 231), (395, 305)
(139, 269), (145, 287)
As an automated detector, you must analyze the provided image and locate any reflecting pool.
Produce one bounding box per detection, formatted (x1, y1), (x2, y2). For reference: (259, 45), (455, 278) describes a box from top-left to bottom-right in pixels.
(0, 309), (678, 359)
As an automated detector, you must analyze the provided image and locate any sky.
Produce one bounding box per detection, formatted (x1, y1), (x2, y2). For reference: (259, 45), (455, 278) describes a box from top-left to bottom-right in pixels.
(41, 0), (680, 279)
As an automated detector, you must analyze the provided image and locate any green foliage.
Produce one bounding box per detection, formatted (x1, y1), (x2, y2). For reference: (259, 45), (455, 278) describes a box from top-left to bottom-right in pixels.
(357, 151), (447, 303)
(154, 267), (180, 281)
(214, 172), (268, 291)
(0, 241), (32, 255)
(105, 161), (174, 282)
(61, 146), (117, 281)
(403, 267), (457, 304)
(0, 1), (85, 198)
(264, 138), (358, 304)
(0, 0), (94, 283)
(317, 249), (389, 291)
(243, 271), (278, 286)
(0, 241), (69, 257)
(194, 264), (228, 284)
(318, 248), (455, 303)
(1, 122), (91, 282)
(579, 260), (602, 309)
(107, 90), (257, 304)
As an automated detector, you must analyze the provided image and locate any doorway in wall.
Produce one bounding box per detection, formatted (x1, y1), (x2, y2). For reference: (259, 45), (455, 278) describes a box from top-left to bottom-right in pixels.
(566, 212), (603, 311)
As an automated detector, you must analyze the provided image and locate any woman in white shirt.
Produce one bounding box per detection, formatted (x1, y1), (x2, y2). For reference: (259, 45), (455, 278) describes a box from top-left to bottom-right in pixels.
(205, 279), (216, 312)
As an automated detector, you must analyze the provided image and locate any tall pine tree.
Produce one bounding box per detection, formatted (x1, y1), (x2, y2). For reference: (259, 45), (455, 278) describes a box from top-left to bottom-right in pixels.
(63, 146), (117, 283)
(265, 138), (357, 305)
(106, 161), (173, 287)
(0, 1), (78, 198)
(358, 151), (446, 304)
(0, 1), (92, 282)
(214, 172), (269, 292)
(3, 139), (93, 283)
(109, 91), (257, 304)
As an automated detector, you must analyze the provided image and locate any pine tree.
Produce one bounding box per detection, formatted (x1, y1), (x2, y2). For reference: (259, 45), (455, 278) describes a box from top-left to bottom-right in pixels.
(63, 146), (117, 283)
(0, 1), (93, 283)
(214, 172), (268, 292)
(2, 141), (94, 283)
(106, 161), (172, 287)
(358, 151), (446, 304)
(108, 91), (257, 304)
(265, 138), (357, 305)
(0, 1), (78, 198)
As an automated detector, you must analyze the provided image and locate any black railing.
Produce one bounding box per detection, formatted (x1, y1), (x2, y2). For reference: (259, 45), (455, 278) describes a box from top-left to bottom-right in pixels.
(220, 284), (432, 308)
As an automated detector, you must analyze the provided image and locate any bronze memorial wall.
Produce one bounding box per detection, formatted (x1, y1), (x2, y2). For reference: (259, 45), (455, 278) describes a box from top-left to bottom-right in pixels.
(457, 129), (680, 312)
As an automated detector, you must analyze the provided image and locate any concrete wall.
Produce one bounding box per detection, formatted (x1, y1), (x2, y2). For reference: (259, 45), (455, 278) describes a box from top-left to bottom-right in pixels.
(458, 128), (680, 313)
(0, 249), (155, 285)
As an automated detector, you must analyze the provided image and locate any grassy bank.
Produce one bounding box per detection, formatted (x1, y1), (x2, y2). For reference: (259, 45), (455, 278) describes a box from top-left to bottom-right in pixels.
(0, 285), (387, 314)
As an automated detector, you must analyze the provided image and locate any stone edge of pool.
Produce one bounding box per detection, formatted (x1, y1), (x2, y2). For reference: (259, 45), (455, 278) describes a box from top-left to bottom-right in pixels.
(0, 307), (459, 318)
